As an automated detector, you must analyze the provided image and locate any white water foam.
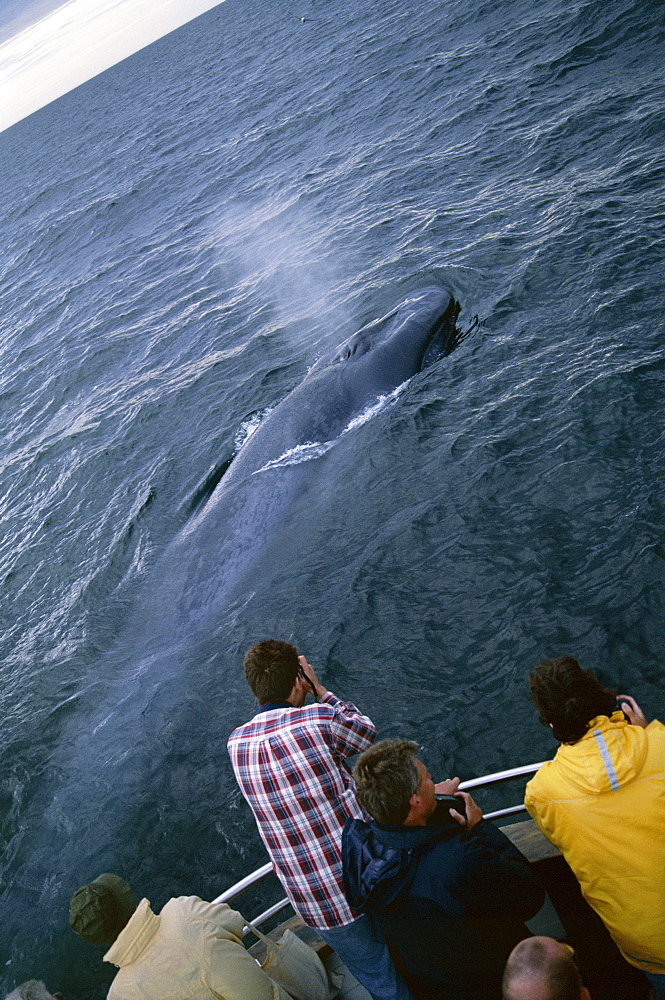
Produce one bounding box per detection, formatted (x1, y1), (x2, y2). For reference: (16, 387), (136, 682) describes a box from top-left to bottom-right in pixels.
(234, 408), (273, 452)
(251, 382), (407, 475)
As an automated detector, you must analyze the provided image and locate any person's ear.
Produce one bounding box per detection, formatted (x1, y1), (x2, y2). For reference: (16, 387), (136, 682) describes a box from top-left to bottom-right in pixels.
(409, 789), (425, 814)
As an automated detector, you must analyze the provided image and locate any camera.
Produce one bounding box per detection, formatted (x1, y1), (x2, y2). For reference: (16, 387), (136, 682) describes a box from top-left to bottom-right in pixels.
(435, 793), (467, 823)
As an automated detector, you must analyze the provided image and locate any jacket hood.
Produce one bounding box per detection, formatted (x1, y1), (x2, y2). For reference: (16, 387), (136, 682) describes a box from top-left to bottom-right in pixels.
(105, 899), (159, 967)
(342, 817), (454, 913)
(553, 712), (650, 794)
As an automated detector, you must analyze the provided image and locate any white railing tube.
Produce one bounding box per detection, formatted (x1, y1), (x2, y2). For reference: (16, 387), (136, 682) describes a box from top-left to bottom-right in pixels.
(242, 897), (292, 935)
(212, 861), (274, 904)
(459, 761), (546, 791)
(484, 804), (529, 820)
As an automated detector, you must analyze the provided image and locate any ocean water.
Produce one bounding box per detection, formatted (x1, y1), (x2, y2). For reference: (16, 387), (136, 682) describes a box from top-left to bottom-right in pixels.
(0, 0), (663, 993)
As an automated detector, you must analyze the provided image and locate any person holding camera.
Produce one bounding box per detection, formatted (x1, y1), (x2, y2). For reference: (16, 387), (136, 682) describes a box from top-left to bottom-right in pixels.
(525, 656), (665, 999)
(342, 739), (545, 1000)
(228, 640), (415, 1000)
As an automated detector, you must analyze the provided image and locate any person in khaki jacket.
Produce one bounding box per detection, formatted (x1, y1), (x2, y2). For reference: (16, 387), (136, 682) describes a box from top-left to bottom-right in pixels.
(69, 873), (292, 1000)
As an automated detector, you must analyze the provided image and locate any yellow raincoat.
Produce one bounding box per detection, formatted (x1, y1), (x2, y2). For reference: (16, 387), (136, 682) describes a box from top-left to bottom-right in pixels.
(104, 896), (293, 999)
(525, 712), (665, 975)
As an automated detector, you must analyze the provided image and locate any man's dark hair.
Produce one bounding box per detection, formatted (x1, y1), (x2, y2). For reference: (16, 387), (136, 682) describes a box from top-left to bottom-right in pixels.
(243, 640), (300, 704)
(529, 655), (617, 744)
(502, 938), (583, 1000)
(353, 739), (421, 825)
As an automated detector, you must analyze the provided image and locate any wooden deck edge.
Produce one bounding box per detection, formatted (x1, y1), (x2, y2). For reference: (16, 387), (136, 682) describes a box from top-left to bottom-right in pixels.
(499, 817), (560, 862)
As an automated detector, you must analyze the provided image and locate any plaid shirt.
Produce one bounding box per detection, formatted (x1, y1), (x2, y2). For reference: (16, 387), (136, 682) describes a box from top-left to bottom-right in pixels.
(227, 691), (376, 929)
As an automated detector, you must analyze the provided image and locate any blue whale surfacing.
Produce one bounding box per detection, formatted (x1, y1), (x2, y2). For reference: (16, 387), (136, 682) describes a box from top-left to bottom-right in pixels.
(128, 285), (462, 647)
(202, 285), (461, 492)
(1, 285), (463, 987)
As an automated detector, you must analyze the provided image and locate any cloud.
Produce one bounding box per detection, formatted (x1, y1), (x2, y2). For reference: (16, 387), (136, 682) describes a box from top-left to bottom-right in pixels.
(0, 0), (226, 133)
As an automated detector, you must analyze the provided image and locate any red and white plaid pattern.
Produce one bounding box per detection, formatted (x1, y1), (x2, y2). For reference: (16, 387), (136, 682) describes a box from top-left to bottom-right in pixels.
(227, 692), (376, 929)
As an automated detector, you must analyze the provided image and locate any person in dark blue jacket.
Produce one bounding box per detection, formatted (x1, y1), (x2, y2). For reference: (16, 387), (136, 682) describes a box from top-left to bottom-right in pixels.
(342, 739), (545, 1000)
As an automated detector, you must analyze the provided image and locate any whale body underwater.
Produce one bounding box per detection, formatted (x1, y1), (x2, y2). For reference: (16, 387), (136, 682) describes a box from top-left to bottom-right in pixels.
(1, 285), (463, 984)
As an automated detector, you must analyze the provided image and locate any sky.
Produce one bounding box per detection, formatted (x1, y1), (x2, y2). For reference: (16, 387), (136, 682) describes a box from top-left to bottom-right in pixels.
(0, 0), (226, 133)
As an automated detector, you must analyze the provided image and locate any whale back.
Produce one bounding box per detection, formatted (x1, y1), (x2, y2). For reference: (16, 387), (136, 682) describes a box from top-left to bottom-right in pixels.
(278, 285), (460, 444)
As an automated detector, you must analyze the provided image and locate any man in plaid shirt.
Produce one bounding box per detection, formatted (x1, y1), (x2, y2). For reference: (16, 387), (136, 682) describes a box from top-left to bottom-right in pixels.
(228, 639), (414, 1000)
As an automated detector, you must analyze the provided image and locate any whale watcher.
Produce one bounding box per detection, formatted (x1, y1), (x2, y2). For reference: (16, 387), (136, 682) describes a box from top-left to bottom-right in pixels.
(525, 656), (665, 1000)
(343, 739), (545, 1000)
(228, 640), (415, 1000)
(68, 873), (293, 1000)
(502, 937), (591, 1000)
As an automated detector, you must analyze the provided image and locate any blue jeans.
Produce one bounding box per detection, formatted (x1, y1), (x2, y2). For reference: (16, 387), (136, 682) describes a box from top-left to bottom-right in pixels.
(316, 914), (414, 1000)
(645, 971), (665, 999)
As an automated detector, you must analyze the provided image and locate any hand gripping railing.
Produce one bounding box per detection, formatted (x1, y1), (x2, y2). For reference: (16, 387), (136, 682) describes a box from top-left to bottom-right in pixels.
(213, 760), (547, 930)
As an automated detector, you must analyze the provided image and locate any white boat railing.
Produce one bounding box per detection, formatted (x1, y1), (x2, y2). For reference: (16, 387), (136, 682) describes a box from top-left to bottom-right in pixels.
(213, 759), (547, 930)
(461, 761), (548, 820)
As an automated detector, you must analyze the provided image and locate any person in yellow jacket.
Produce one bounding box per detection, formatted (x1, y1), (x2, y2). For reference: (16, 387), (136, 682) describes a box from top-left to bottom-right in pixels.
(524, 656), (665, 1000)
(69, 873), (293, 999)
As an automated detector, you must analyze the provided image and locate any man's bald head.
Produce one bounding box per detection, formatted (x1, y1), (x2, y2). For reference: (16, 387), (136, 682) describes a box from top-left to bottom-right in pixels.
(502, 937), (590, 1000)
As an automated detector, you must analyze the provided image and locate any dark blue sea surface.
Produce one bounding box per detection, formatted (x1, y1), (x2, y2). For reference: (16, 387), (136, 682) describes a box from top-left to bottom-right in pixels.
(0, 0), (663, 993)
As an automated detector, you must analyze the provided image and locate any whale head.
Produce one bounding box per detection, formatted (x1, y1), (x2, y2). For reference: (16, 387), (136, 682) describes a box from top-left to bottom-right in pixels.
(215, 286), (463, 476)
(319, 285), (461, 397)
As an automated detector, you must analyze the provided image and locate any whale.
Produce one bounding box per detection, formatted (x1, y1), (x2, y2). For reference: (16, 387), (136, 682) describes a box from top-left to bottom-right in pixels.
(0, 285), (463, 988)
(122, 284), (462, 653)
